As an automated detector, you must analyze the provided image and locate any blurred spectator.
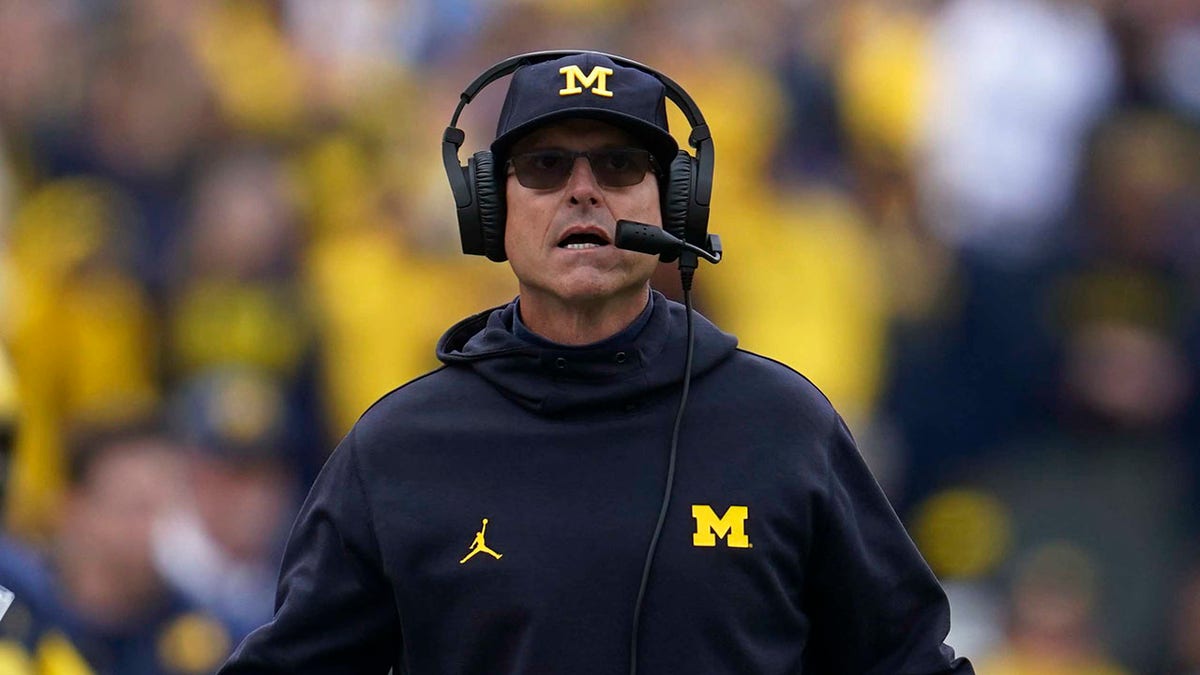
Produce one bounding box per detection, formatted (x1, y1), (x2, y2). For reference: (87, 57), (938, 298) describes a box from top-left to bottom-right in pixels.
(772, 3), (848, 183)
(53, 423), (233, 674)
(0, 1), (87, 155)
(0, 345), (94, 673)
(1059, 108), (1200, 525)
(2, 178), (159, 538)
(981, 542), (1131, 674)
(37, 19), (216, 296)
(190, 1), (304, 138)
(1059, 109), (1200, 409)
(835, 0), (934, 179)
(918, 0), (1119, 262)
(167, 143), (308, 379)
(153, 367), (297, 640)
(164, 142), (328, 475)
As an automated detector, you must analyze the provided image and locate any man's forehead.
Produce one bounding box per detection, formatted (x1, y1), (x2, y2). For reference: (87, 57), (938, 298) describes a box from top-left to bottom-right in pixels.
(511, 118), (642, 152)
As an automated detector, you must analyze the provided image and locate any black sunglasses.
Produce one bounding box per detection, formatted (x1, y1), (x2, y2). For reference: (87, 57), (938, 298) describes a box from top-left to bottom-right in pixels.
(507, 148), (656, 190)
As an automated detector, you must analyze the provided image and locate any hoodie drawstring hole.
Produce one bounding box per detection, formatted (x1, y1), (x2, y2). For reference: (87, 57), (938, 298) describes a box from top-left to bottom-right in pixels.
(614, 352), (628, 364)
(555, 358), (568, 370)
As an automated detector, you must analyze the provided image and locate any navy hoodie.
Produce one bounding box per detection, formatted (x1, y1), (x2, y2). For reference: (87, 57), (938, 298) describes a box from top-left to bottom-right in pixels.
(220, 291), (973, 674)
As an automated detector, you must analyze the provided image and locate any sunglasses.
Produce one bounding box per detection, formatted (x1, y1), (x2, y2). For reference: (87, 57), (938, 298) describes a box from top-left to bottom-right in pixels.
(507, 147), (656, 190)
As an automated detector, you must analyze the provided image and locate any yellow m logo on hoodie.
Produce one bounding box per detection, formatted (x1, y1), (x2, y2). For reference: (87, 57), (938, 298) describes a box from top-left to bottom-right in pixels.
(692, 505), (751, 548)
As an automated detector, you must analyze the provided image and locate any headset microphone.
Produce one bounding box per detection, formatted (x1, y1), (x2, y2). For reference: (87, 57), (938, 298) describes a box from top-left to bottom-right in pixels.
(615, 220), (722, 267)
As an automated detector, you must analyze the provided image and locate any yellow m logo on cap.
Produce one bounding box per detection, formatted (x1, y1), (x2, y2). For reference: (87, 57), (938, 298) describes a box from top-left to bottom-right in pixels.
(692, 505), (751, 548)
(559, 65), (614, 98)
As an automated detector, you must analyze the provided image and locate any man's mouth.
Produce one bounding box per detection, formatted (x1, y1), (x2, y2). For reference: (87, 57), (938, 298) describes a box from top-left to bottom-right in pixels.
(558, 232), (610, 250)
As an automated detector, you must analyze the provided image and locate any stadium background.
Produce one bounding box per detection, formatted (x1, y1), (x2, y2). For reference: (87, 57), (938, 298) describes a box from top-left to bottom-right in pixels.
(0, 0), (1198, 672)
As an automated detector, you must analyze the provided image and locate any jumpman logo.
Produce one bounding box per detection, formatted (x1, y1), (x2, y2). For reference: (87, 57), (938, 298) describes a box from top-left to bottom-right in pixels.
(459, 518), (503, 564)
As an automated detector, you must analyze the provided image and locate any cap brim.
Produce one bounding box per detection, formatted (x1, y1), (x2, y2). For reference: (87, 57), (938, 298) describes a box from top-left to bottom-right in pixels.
(491, 108), (680, 172)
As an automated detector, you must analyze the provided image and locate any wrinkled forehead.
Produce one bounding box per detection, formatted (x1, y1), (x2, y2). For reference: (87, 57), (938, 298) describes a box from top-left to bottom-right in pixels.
(509, 118), (643, 154)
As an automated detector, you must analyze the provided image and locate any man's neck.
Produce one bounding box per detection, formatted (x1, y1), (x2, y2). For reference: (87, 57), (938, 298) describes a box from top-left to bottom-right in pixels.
(517, 287), (650, 346)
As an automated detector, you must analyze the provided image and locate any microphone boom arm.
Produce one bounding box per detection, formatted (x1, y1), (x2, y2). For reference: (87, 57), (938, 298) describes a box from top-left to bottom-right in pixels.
(614, 220), (722, 264)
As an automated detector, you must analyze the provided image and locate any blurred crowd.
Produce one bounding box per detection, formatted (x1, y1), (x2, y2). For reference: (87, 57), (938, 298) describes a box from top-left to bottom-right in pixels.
(0, 0), (1198, 673)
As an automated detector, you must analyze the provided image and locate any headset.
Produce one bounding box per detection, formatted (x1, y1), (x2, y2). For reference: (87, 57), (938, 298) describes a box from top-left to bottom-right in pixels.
(442, 49), (714, 263)
(444, 50), (721, 675)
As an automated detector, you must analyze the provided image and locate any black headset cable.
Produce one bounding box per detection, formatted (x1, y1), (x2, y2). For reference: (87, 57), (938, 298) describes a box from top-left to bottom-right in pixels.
(629, 265), (697, 675)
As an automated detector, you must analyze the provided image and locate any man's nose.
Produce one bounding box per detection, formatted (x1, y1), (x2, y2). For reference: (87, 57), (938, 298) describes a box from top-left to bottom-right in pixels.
(566, 155), (601, 205)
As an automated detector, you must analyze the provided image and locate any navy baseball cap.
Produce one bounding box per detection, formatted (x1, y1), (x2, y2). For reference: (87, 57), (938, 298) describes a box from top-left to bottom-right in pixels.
(491, 53), (679, 171)
(169, 367), (288, 464)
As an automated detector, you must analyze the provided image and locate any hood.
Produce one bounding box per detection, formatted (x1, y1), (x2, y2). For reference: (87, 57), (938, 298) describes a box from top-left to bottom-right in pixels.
(436, 291), (738, 416)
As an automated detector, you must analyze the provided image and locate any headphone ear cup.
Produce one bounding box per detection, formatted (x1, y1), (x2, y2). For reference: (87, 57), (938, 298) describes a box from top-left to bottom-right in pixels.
(662, 151), (696, 263)
(472, 151), (507, 262)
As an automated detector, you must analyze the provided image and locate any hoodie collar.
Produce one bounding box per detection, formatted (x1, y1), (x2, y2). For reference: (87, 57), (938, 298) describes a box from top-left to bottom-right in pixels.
(437, 291), (737, 416)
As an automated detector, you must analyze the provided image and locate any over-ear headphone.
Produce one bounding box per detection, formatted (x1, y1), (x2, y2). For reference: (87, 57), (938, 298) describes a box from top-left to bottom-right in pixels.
(442, 50), (714, 263)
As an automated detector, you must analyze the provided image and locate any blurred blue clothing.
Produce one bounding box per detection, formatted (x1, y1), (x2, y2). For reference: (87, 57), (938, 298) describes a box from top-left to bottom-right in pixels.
(884, 251), (1060, 511)
(0, 534), (59, 652)
(48, 584), (234, 675)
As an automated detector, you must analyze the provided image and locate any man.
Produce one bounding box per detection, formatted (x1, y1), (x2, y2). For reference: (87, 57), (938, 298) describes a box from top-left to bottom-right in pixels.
(220, 52), (973, 674)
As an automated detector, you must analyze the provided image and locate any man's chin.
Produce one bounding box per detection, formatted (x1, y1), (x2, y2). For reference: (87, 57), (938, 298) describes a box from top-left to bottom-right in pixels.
(521, 275), (650, 309)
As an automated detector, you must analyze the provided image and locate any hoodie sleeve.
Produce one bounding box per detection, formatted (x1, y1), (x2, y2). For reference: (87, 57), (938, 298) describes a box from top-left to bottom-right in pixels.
(218, 428), (399, 674)
(802, 415), (974, 674)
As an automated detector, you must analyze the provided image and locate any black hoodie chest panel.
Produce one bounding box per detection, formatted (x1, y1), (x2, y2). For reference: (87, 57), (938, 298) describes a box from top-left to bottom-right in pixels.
(353, 360), (826, 674)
